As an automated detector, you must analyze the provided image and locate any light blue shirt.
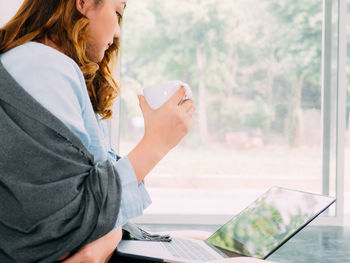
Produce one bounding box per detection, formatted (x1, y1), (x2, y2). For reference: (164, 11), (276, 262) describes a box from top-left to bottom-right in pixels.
(0, 42), (151, 230)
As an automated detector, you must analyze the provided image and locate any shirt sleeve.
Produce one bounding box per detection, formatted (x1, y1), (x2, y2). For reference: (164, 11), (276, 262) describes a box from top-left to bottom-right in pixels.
(109, 154), (152, 230)
(1, 42), (151, 230)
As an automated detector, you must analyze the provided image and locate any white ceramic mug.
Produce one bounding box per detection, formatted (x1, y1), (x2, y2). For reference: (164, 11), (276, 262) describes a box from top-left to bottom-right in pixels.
(143, 80), (193, 109)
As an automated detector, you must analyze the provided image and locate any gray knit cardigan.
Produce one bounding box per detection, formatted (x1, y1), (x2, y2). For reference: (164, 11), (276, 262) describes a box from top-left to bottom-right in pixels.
(0, 60), (122, 263)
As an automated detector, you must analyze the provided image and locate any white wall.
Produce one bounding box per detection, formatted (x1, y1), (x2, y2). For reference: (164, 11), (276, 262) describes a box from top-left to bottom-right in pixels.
(0, 0), (23, 26)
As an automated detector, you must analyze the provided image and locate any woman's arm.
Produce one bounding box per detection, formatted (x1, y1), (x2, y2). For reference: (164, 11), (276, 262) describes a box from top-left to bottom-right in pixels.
(60, 228), (122, 263)
(59, 88), (195, 262)
(128, 87), (196, 183)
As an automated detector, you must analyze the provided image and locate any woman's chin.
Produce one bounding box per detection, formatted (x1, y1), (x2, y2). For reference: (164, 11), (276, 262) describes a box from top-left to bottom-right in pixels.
(92, 54), (104, 63)
(86, 49), (105, 63)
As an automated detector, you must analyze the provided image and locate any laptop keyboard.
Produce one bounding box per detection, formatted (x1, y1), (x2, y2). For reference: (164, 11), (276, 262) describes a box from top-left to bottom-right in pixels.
(161, 238), (218, 261)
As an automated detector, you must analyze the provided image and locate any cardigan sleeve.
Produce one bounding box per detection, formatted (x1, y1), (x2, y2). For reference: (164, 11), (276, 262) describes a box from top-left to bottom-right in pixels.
(1, 41), (151, 231)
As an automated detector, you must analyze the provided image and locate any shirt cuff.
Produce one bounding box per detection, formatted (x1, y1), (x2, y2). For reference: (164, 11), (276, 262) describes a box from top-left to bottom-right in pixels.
(109, 156), (152, 230)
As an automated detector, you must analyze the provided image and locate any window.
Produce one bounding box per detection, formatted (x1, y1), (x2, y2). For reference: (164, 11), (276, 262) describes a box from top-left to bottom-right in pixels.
(119, 0), (348, 224)
(1, 0), (346, 225)
(0, 1), (22, 26)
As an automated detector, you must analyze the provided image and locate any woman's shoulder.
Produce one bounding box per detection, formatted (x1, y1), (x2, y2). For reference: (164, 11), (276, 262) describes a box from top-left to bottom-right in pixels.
(1, 42), (89, 109)
(1, 41), (84, 83)
(0, 42), (99, 151)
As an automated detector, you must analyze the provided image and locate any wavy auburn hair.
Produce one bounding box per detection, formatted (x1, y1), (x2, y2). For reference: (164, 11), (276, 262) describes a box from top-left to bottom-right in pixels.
(0, 0), (121, 119)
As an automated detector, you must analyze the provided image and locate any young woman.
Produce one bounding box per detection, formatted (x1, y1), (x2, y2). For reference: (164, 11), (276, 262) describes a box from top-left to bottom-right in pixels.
(0, 1), (273, 262)
(0, 0), (195, 262)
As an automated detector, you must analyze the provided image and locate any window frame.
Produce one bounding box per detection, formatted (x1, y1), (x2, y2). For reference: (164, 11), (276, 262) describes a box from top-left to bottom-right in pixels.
(112, 0), (348, 226)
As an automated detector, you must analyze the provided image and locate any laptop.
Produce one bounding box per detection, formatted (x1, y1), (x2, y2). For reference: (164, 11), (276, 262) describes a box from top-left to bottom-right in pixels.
(117, 187), (336, 262)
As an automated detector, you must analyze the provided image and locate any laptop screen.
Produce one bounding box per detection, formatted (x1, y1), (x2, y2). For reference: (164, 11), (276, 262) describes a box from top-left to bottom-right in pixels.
(206, 187), (335, 259)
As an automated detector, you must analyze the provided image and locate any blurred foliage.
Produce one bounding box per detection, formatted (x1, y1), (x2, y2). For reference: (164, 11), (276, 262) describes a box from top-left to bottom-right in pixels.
(206, 188), (320, 258)
(120, 0), (346, 146)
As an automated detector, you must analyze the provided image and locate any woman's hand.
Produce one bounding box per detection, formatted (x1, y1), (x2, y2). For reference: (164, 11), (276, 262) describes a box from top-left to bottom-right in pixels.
(141, 86), (195, 153)
(128, 87), (196, 183)
(60, 228), (122, 263)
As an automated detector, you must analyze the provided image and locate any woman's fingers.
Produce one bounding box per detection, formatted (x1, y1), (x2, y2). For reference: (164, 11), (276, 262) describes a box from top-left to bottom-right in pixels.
(180, 99), (196, 116)
(56, 253), (70, 262)
(139, 86), (189, 114)
(166, 86), (187, 106)
(61, 228), (122, 263)
(138, 94), (152, 114)
(138, 85), (195, 154)
(180, 98), (193, 108)
(61, 252), (82, 263)
(187, 105), (196, 116)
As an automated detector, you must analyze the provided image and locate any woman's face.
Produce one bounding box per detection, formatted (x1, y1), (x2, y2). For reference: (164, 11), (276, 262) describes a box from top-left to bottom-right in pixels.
(78, 0), (126, 62)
